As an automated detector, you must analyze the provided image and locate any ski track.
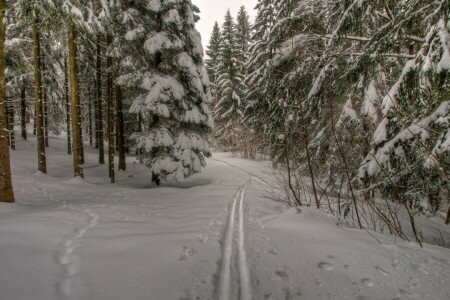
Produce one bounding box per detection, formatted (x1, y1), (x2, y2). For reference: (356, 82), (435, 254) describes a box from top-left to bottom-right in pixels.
(212, 158), (269, 187)
(238, 186), (252, 300)
(216, 182), (252, 300)
(54, 206), (99, 299)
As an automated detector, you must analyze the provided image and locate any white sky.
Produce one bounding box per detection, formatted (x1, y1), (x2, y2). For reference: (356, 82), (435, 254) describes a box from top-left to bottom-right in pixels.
(193, 0), (258, 51)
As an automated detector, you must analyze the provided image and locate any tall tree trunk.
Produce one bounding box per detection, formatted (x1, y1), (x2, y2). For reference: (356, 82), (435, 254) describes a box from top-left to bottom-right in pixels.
(64, 58), (71, 154)
(88, 86), (93, 146)
(0, 1), (14, 202)
(7, 96), (14, 150)
(96, 36), (104, 164)
(116, 85), (126, 171)
(33, 16), (46, 174)
(42, 59), (48, 147)
(68, 23), (83, 178)
(21, 80), (26, 140)
(106, 35), (115, 183)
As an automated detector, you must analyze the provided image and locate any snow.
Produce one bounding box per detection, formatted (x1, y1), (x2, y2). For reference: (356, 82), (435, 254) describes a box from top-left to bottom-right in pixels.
(337, 97), (358, 127)
(382, 59), (416, 116)
(144, 31), (184, 55)
(1, 134), (450, 299)
(362, 80), (380, 123)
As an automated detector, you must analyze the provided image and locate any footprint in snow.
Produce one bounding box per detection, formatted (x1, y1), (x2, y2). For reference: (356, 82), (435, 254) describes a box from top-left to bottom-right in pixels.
(318, 261), (334, 270)
(197, 233), (208, 244)
(375, 265), (391, 276)
(179, 246), (197, 261)
(361, 278), (373, 287)
(275, 270), (289, 280)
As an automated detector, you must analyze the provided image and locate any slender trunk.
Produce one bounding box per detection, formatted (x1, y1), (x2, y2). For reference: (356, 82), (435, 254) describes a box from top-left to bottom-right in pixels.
(42, 59), (48, 147)
(64, 57), (71, 154)
(33, 16), (46, 174)
(21, 81), (26, 140)
(106, 35), (114, 183)
(301, 112), (319, 209)
(0, 1), (14, 202)
(285, 146), (301, 206)
(404, 202), (422, 247)
(68, 23), (83, 178)
(331, 118), (362, 229)
(116, 85), (126, 171)
(96, 36), (104, 164)
(445, 205), (450, 225)
(88, 87), (93, 146)
(6, 96), (14, 150)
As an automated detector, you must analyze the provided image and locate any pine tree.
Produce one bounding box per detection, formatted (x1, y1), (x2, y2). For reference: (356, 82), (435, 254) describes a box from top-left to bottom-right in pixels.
(244, 0), (276, 143)
(235, 6), (251, 75)
(215, 10), (246, 150)
(125, 0), (213, 183)
(206, 22), (221, 106)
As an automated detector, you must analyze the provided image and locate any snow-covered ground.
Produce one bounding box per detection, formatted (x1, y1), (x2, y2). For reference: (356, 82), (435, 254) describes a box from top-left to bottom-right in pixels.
(1, 134), (450, 300)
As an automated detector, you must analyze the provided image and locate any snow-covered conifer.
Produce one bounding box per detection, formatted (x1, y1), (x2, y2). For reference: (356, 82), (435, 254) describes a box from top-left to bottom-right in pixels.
(126, 0), (213, 184)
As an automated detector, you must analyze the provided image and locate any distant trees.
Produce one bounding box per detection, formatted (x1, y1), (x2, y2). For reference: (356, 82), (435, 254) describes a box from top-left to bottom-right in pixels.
(211, 8), (250, 153)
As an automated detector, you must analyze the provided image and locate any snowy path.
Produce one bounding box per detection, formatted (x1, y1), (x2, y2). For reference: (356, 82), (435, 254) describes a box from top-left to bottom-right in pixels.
(216, 182), (251, 300)
(1, 136), (450, 300)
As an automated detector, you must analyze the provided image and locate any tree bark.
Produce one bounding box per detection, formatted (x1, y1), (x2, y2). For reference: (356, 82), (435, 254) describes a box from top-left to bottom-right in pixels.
(115, 85), (126, 171)
(0, 1), (14, 202)
(42, 58), (48, 147)
(445, 205), (450, 225)
(96, 36), (104, 164)
(21, 80), (26, 140)
(88, 87), (93, 146)
(64, 57), (71, 154)
(6, 96), (14, 150)
(33, 16), (46, 174)
(68, 23), (83, 178)
(106, 35), (115, 183)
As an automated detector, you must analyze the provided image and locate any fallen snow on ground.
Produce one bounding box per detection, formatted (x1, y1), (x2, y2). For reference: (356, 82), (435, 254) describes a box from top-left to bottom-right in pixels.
(1, 135), (450, 300)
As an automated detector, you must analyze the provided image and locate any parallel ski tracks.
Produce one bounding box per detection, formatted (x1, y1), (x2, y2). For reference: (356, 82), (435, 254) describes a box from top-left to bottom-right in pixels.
(217, 182), (252, 300)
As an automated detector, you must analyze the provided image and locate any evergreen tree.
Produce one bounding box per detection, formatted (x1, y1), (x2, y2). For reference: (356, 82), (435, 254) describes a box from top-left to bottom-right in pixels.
(205, 22), (221, 106)
(215, 10), (246, 150)
(235, 6), (251, 74)
(126, 0), (213, 183)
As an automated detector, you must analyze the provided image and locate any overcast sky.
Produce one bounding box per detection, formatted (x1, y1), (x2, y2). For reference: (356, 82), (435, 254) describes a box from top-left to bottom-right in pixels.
(193, 0), (258, 52)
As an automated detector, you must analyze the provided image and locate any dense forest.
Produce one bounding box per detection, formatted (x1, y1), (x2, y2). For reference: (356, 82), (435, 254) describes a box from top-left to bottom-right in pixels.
(0, 0), (213, 201)
(205, 0), (450, 244)
(0, 0), (449, 247)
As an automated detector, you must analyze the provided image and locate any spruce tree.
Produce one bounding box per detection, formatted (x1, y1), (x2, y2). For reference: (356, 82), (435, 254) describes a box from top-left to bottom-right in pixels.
(215, 10), (246, 150)
(206, 22), (221, 106)
(125, 0), (213, 183)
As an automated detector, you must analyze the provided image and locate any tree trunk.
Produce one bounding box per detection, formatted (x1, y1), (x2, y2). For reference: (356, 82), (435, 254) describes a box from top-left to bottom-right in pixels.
(6, 96), (15, 150)
(88, 87), (93, 146)
(68, 23), (83, 178)
(64, 57), (71, 154)
(96, 36), (104, 164)
(445, 205), (450, 225)
(116, 85), (126, 171)
(0, 1), (14, 202)
(299, 111), (319, 209)
(33, 16), (46, 174)
(42, 59), (48, 148)
(106, 35), (114, 183)
(21, 81), (26, 140)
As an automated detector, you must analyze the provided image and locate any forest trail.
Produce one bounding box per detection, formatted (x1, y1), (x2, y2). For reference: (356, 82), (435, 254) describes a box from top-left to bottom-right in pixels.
(1, 135), (450, 300)
(216, 182), (252, 300)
